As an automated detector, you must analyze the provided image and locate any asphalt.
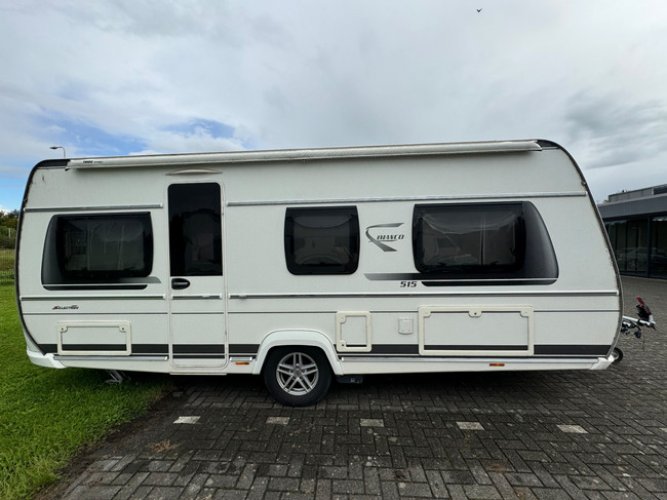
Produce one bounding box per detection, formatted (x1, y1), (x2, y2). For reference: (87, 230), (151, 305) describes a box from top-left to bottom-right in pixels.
(43, 276), (667, 499)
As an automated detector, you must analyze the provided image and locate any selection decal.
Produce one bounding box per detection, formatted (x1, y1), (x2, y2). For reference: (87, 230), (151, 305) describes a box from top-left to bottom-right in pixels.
(365, 223), (405, 252)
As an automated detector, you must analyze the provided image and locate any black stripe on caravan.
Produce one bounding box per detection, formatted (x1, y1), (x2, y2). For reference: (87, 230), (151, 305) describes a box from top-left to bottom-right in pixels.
(39, 343), (610, 357)
(174, 355), (226, 359)
(230, 344), (260, 354)
(40, 343), (261, 355)
(41, 344), (169, 355)
(421, 279), (557, 287)
(172, 344), (260, 355)
(369, 344), (419, 354)
(61, 344), (128, 351)
(40, 344), (58, 353)
(364, 273), (557, 286)
(344, 344), (421, 354)
(339, 344), (611, 357)
(534, 344), (610, 355)
(174, 344), (225, 354)
(133, 344), (169, 354)
(43, 284), (148, 291)
(424, 345), (528, 351)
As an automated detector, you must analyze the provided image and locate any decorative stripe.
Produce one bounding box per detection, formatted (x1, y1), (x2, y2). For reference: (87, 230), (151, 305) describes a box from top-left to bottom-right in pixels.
(424, 345), (528, 351)
(534, 344), (610, 356)
(43, 284), (148, 291)
(172, 295), (223, 300)
(338, 344), (611, 357)
(368, 344), (419, 354)
(133, 344), (169, 354)
(39, 343), (608, 357)
(60, 344), (127, 351)
(174, 355), (226, 359)
(229, 290), (619, 299)
(364, 273), (557, 286)
(230, 344), (260, 354)
(39, 343), (260, 356)
(174, 344), (225, 354)
(40, 344), (58, 353)
(22, 295), (165, 301)
(422, 279), (557, 287)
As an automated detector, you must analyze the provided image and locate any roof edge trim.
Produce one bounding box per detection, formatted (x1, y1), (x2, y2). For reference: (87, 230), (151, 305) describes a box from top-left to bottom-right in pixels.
(67, 140), (542, 170)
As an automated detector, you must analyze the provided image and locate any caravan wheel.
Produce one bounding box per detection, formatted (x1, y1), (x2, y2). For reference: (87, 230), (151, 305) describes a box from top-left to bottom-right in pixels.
(612, 347), (624, 364)
(263, 347), (332, 406)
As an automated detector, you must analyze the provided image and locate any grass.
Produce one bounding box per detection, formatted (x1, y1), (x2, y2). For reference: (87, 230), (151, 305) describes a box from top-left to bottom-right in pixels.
(0, 249), (13, 284)
(0, 283), (170, 499)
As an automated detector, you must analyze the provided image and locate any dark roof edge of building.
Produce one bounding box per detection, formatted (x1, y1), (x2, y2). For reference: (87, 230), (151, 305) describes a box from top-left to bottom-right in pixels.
(605, 184), (667, 203)
(598, 191), (667, 219)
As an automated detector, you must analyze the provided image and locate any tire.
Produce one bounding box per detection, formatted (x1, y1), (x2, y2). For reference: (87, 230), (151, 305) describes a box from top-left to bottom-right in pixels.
(263, 347), (332, 406)
(612, 347), (624, 364)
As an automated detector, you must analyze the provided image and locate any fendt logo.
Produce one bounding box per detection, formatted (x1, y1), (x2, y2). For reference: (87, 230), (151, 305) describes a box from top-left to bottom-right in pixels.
(365, 223), (405, 252)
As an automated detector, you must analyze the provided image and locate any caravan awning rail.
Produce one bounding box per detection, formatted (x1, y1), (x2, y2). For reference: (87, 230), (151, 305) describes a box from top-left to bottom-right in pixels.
(68, 140), (543, 169)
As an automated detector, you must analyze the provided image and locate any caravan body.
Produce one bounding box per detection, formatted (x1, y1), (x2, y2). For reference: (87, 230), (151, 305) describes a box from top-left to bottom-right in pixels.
(17, 140), (622, 404)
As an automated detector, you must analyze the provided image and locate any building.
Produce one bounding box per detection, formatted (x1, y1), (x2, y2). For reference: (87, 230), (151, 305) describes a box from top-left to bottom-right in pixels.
(598, 184), (667, 279)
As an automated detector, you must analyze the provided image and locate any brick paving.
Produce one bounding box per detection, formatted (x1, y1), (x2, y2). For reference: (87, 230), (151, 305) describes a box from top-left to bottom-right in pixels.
(49, 277), (666, 499)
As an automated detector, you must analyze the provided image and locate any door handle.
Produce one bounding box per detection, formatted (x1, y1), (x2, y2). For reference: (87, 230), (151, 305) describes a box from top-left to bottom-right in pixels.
(171, 278), (191, 290)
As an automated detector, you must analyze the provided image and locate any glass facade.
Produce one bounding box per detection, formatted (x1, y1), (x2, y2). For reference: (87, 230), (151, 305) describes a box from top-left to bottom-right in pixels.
(605, 215), (667, 278)
(650, 216), (667, 278)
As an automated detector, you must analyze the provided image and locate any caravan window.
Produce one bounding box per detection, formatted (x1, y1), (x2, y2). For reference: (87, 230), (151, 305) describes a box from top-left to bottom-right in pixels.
(42, 213), (153, 284)
(284, 206), (360, 275)
(412, 202), (558, 281)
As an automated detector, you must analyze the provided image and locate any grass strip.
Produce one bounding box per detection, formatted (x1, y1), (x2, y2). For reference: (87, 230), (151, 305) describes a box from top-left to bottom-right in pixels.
(0, 284), (170, 499)
(0, 249), (13, 284)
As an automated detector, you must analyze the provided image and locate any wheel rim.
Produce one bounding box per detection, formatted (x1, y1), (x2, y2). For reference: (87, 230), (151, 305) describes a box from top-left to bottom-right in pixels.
(276, 352), (319, 396)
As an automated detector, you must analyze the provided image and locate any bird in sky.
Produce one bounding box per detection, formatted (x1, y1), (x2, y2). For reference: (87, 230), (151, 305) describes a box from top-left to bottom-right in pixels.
(477, 8), (483, 13)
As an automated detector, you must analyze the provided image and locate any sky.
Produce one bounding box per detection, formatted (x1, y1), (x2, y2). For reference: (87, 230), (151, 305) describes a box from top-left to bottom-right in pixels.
(1, 0), (666, 210)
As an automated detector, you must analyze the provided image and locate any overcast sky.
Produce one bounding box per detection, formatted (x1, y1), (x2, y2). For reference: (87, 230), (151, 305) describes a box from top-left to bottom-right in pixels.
(1, 0), (666, 210)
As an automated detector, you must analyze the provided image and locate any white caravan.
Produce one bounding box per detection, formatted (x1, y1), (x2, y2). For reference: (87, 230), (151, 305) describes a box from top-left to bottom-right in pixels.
(17, 140), (622, 405)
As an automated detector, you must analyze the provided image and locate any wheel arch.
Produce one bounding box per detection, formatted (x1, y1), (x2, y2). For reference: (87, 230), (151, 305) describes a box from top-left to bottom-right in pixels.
(253, 329), (343, 376)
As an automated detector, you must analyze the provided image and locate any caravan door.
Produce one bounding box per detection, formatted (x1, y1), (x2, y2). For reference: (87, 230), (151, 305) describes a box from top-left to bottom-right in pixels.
(167, 182), (227, 368)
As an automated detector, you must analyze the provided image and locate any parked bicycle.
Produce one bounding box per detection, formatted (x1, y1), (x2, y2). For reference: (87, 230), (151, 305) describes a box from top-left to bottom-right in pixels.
(613, 297), (657, 363)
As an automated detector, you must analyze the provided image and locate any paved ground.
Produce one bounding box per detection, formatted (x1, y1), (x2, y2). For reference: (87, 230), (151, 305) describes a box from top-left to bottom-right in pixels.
(48, 277), (666, 499)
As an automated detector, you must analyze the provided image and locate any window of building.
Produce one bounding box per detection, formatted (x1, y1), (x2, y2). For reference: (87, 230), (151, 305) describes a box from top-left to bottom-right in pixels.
(284, 206), (360, 275)
(412, 202), (557, 281)
(605, 219), (649, 274)
(650, 216), (667, 278)
(168, 183), (222, 276)
(42, 213), (153, 285)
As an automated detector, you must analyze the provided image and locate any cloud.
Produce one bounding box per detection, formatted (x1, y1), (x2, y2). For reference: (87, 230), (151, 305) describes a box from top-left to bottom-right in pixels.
(1, 0), (666, 209)
(565, 91), (667, 169)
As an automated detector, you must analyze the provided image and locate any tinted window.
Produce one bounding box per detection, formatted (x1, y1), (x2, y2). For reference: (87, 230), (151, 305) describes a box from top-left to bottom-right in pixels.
(169, 183), (222, 276)
(42, 213), (153, 284)
(606, 219), (649, 274)
(285, 206), (360, 275)
(650, 216), (667, 278)
(413, 202), (557, 280)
